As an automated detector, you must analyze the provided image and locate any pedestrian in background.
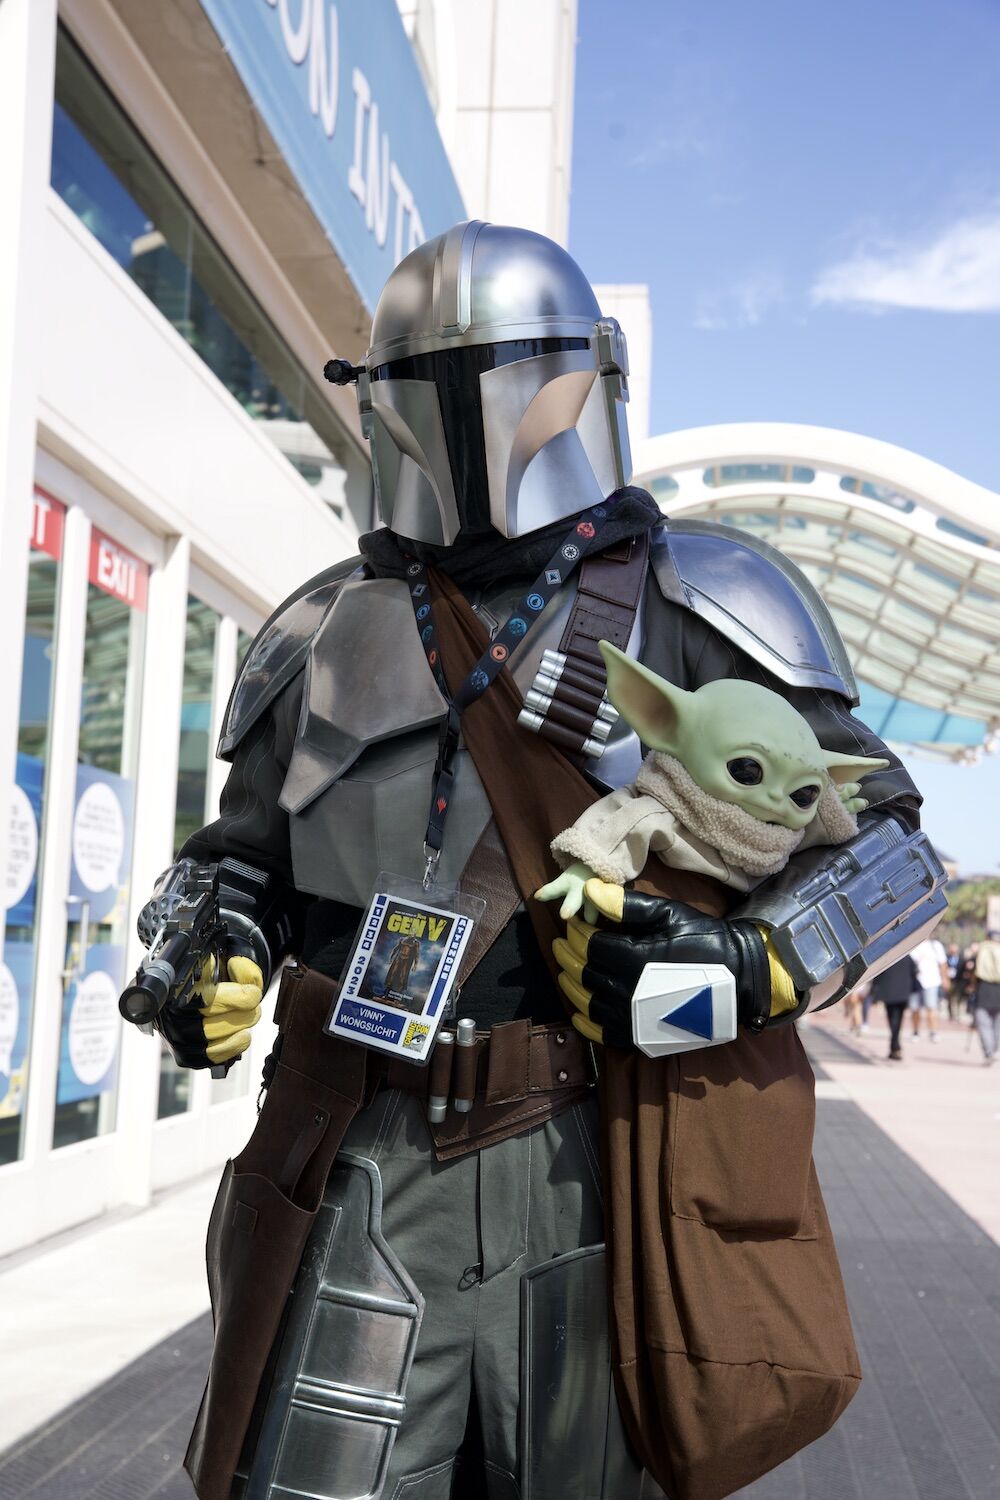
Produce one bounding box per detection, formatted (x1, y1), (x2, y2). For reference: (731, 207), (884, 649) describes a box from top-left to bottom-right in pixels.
(870, 952), (919, 1061)
(945, 942), (962, 1020)
(973, 929), (1000, 1066)
(843, 984), (867, 1035)
(909, 935), (947, 1042)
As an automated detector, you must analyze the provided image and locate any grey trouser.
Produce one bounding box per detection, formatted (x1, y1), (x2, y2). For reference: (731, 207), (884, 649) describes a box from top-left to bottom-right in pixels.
(975, 1007), (1000, 1059)
(337, 1087), (606, 1500)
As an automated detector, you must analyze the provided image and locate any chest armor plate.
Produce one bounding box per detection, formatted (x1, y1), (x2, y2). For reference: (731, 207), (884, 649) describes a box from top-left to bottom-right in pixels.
(282, 575), (643, 905)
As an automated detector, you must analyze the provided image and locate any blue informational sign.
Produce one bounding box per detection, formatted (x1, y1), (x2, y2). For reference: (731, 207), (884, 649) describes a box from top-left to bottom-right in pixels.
(6, 753), (43, 929)
(68, 764), (135, 923)
(56, 945), (125, 1106)
(0, 754), (45, 1118)
(198, 0), (467, 312)
(0, 941), (34, 1119)
(55, 764), (137, 1107)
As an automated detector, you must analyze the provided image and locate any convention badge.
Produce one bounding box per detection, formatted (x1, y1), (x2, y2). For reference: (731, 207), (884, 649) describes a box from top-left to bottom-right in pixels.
(325, 872), (485, 1065)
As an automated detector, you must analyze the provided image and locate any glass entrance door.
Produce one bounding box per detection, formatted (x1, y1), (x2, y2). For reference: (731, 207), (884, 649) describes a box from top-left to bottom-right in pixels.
(52, 528), (148, 1149)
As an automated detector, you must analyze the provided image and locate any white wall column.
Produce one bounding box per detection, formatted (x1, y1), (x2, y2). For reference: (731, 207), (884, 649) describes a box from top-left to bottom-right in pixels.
(115, 534), (191, 1207)
(0, 0), (58, 915)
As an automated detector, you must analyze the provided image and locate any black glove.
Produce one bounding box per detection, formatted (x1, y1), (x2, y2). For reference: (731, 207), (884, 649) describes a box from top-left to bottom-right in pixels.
(557, 892), (772, 1051)
(152, 955), (264, 1070)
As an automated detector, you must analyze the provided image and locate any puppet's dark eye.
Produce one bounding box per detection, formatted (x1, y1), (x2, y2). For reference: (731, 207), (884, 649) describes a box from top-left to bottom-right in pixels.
(727, 757), (763, 786)
(790, 784), (821, 809)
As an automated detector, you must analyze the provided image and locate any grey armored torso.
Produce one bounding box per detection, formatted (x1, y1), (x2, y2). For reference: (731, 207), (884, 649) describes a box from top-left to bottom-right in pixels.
(191, 520), (938, 1013)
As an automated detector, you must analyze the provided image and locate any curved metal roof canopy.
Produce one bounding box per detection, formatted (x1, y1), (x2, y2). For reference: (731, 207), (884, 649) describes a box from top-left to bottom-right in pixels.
(633, 423), (1000, 762)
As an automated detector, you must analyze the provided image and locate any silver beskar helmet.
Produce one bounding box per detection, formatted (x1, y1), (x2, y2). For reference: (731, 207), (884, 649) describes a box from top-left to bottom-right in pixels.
(355, 220), (631, 544)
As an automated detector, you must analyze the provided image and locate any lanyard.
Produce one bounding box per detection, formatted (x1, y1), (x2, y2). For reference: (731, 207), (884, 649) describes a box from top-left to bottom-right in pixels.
(404, 498), (622, 885)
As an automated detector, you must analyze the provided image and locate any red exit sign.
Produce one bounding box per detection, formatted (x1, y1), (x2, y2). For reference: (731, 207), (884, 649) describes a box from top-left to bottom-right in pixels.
(89, 529), (149, 611)
(31, 486), (66, 560)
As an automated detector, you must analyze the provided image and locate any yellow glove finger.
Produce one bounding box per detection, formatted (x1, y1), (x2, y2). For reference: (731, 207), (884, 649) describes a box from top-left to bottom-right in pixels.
(584, 878), (624, 922)
(201, 982), (263, 1018)
(206, 1029), (253, 1064)
(199, 958), (263, 1017)
(557, 970), (593, 1017)
(572, 1013), (605, 1045)
(565, 915), (597, 964)
(552, 937), (586, 986)
(227, 956), (264, 988)
(203, 1005), (262, 1042)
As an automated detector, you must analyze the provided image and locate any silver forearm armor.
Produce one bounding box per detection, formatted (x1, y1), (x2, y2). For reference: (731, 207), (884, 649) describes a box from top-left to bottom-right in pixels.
(733, 817), (948, 1013)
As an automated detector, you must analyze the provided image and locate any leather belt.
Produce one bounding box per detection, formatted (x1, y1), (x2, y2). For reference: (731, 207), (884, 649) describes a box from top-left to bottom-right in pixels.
(377, 1017), (595, 1161)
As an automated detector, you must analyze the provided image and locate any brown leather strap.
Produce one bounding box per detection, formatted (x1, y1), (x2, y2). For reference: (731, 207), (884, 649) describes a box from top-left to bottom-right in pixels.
(559, 529), (650, 667)
(454, 817), (522, 984)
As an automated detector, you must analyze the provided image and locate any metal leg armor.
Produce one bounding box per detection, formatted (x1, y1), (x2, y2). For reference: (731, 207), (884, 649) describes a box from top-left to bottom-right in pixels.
(520, 1245), (667, 1500)
(233, 1154), (424, 1500)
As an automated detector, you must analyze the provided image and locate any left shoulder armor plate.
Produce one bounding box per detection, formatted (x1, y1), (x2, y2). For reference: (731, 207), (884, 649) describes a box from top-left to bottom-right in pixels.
(218, 557), (364, 758)
(651, 520), (858, 703)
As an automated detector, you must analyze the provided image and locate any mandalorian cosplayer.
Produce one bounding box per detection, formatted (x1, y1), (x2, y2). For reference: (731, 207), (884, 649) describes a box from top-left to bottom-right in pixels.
(135, 221), (946, 1500)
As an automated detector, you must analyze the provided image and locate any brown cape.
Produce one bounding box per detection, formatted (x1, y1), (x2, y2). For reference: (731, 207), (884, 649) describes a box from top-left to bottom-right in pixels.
(429, 568), (861, 1500)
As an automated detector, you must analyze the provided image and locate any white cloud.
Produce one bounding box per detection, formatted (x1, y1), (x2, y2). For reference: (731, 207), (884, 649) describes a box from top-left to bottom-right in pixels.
(629, 122), (711, 170)
(693, 272), (783, 331)
(812, 213), (1000, 312)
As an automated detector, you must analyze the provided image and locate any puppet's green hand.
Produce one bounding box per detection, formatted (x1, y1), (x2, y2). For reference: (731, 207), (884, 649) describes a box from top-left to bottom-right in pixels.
(836, 781), (869, 815)
(535, 862), (598, 924)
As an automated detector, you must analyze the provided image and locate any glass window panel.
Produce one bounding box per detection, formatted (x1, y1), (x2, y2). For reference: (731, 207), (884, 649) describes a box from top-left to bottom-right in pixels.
(935, 516), (990, 548)
(173, 599), (218, 857)
(838, 475), (916, 512)
(855, 681), (897, 738)
(935, 711), (988, 745)
(648, 475), (679, 502)
(867, 633), (922, 668)
(703, 462), (814, 488)
(51, 30), (348, 512)
(842, 529), (898, 560)
(881, 700), (951, 742)
(158, 597), (220, 1121)
(1, 552), (61, 1166)
(53, 581), (145, 1151)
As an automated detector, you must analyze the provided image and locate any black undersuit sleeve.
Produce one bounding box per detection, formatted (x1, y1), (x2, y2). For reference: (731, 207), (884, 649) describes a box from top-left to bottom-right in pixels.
(180, 675), (305, 891)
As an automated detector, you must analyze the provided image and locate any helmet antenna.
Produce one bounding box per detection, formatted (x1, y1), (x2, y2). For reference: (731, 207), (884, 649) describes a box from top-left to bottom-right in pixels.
(323, 358), (365, 386)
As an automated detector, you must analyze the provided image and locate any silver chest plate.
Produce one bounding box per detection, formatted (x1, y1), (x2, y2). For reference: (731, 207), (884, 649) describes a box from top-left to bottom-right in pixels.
(283, 575), (644, 905)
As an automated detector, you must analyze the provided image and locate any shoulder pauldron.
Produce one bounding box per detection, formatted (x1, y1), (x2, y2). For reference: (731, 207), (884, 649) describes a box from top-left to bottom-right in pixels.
(218, 557), (364, 758)
(651, 520), (858, 703)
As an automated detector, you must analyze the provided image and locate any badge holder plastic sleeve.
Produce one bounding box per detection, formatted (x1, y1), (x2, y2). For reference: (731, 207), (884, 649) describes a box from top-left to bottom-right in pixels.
(325, 871), (485, 1065)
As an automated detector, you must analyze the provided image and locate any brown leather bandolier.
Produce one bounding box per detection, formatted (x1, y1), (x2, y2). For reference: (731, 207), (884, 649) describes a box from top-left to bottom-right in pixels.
(520, 531), (649, 760)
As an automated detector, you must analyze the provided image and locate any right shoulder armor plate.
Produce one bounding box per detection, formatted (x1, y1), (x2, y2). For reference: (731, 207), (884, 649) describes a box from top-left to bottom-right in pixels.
(218, 556), (364, 758)
(652, 520), (858, 702)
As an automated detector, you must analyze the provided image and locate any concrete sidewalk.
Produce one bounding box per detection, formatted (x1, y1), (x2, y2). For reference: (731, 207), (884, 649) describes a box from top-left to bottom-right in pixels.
(2, 1021), (999, 1498)
(803, 1007), (1000, 1243)
(0, 1173), (216, 1454)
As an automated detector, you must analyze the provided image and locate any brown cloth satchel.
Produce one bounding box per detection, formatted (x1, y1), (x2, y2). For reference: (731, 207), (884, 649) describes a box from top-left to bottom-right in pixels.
(428, 567), (861, 1500)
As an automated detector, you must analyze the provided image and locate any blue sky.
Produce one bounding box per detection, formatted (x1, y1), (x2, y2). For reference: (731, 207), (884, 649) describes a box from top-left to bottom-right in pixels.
(569, 0), (1000, 873)
(570, 0), (1000, 486)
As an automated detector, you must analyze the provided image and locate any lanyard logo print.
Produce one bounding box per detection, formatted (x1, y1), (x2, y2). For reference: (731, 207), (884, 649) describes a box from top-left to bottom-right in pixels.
(403, 501), (621, 882)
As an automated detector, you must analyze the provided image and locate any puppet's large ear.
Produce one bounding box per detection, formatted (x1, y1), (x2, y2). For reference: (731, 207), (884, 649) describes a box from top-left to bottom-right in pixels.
(821, 750), (891, 786)
(599, 641), (693, 754)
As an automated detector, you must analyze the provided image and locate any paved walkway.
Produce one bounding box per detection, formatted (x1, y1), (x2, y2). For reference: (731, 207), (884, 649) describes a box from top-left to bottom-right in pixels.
(1, 1019), (998, 1499)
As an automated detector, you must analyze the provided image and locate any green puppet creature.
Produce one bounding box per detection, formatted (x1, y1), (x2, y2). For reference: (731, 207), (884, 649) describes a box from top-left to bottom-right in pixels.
(537, 641), (888, 1035)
